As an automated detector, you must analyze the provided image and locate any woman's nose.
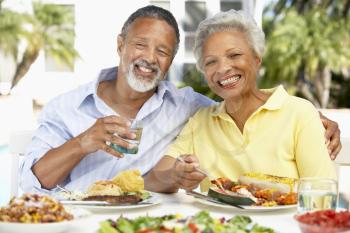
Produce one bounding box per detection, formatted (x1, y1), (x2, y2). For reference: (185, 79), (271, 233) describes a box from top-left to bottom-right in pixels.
(217, 59), (232, 75)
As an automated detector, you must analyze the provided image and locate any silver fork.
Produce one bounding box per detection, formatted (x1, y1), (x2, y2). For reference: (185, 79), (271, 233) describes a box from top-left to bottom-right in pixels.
(56, 185), (72, 194)
(175, 157), (227, 193)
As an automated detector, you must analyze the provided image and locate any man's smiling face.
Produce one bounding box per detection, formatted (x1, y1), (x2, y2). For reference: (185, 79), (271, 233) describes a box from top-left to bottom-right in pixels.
(117, 17), (177, 92)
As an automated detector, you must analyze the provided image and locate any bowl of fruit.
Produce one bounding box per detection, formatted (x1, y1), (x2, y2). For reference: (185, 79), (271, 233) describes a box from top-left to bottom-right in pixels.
(295, 210), (350, 233)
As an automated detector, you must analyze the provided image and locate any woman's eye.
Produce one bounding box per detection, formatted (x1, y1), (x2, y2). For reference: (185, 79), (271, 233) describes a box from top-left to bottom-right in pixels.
(229, 53), (241, 58)
(204, 60), (216, 66)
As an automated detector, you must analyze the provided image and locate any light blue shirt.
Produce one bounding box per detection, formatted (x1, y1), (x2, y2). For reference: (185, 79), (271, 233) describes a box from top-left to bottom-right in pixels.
(19, 67), (214, 193)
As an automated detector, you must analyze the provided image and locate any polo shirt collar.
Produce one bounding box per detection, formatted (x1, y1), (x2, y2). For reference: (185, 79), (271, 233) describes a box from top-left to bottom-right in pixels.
(211, 85), (288, 118)
(260, 85), (288, 110)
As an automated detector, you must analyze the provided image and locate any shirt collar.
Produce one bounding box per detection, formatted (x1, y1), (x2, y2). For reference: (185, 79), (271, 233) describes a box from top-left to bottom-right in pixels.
(77, 67), (117, 108)
(260, 85), (288, 110)
(211, 85), (288, 117)
(156, 80), (178, 106)
(78, 66), (178, 108)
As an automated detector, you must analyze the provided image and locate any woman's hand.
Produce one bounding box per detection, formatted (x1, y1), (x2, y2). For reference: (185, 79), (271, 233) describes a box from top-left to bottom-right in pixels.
(171, 155), (207, 191)
(320, 112), (342, 160)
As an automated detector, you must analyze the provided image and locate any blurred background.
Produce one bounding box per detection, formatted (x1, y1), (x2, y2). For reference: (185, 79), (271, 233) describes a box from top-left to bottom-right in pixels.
(0, 0), (349, 171)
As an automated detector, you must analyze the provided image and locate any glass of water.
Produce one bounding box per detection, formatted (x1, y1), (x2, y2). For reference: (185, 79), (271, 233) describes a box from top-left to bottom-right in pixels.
(297, 177), (338, 214)
(110, 119), (143, 154)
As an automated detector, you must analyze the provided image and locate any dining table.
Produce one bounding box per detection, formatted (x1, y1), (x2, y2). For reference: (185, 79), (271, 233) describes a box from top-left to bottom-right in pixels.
(65, 190), (301, 233)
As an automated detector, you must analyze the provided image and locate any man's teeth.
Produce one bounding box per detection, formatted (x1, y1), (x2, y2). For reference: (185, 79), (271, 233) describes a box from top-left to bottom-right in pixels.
(138, 66), (153, 73)
(219, 76), (241, 86)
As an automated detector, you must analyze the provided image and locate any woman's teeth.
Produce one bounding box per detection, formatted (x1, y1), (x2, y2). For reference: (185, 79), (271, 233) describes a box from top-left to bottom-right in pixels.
(219, 75), (241, 86)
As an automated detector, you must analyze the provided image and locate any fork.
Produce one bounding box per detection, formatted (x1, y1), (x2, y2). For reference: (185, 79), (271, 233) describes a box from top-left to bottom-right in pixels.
(176, 157), (227, 193)
(56, 185), (72, 194)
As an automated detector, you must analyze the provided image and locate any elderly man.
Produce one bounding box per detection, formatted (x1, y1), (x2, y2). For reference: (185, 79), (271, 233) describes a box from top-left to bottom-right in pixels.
(20, 5), (341, 193)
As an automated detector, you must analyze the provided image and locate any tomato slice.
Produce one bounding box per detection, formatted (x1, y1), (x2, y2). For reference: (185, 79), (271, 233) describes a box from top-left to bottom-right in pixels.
(188, 223), (198, 232)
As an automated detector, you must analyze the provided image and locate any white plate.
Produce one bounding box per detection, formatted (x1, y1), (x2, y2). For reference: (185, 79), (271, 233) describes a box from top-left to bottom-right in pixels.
(0, 220), (71, 233)
(61, 192), (161, 212)
(194, 197), (297, 212)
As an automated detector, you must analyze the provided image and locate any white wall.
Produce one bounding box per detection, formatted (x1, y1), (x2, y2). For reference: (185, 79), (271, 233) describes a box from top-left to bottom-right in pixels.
(11, 0), (150, 104)
(320, 109), (350, 164)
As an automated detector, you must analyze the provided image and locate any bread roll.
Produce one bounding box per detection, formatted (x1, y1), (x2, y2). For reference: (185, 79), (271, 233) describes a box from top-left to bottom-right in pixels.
(86, 180), (123, 196)
(238, 173), (297, 194)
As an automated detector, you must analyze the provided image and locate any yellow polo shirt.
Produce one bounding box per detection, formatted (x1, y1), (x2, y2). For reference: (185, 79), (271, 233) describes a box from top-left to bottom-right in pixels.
(166, 85), (336, 191)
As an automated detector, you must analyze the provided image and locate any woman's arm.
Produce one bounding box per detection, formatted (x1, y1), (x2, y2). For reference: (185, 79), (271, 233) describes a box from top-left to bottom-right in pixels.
(144, 155), (205, 193)
(295, 108), (337, 179)
(144, 118), (205, 192)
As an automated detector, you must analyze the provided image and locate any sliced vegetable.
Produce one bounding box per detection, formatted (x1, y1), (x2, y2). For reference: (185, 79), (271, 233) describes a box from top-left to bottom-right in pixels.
(208, 187), (255, 205)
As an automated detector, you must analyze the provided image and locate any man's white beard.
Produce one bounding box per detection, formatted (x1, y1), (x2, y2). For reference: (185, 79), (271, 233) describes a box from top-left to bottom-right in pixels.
(126, 62), (163, 93)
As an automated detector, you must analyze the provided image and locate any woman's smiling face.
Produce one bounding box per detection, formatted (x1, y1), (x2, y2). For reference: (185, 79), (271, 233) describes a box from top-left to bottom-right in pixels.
(202, 30), (261, 100)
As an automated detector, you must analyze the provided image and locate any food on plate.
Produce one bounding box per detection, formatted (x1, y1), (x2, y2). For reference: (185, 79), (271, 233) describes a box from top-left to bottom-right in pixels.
(295, 210), (350, 233)
(98, 210), (276, 233)
(238, 172), (298, 193)
(111, 169), (144, 192)
(83, 180), (142, 204)
(0, 193), (73, 223)
(58, 189), (87, 201)
(82, 169), (150, 204)
(208, 173), (297, 206)
(87, 180), (123, 196)
(208, 187), (256, 205)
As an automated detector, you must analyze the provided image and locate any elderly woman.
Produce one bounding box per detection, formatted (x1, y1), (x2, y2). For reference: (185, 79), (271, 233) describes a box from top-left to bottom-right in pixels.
(145, 10), (336, 192)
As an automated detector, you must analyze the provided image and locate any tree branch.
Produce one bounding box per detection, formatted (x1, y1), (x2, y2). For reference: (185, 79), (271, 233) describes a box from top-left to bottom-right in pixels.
(0, 0), (4, 12)
(297, 80), (320, 108)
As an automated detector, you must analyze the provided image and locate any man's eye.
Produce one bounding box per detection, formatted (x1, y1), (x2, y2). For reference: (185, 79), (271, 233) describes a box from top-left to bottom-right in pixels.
(136, 43), (146, 48)
(158, 49), (169, 57)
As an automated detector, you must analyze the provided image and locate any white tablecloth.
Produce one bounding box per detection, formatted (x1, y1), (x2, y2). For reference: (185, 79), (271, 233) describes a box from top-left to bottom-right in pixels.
(67, 191), (301, 233)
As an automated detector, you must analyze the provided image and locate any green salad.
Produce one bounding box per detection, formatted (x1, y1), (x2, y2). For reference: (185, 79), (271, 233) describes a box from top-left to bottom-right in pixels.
(99, 211), (275, 233)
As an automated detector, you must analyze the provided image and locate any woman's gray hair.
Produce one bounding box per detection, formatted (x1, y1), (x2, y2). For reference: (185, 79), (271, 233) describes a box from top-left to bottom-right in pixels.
(194, 9), (265, 71)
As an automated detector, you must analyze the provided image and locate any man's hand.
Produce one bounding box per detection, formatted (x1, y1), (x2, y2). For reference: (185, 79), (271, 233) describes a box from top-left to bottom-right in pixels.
(320, 112), (342, 160)
(171, 154), (206, 191)
(76, 115), (136, 158)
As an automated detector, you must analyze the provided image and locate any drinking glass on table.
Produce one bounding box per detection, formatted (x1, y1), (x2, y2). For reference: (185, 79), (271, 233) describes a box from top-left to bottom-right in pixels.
(297, 177), (338, 214)
(110, 119), (143, 154)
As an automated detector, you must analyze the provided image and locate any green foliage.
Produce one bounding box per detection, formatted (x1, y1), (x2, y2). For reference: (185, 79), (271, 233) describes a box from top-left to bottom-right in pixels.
(263, 9), (350, 84)
(33, 2), (78, 68)
(0, 8), (26, 57)
(330, 74), (350, 108)
(179, 64), (222, 101)
(261, 0), (350, 107)
(0, 1), (79, 90)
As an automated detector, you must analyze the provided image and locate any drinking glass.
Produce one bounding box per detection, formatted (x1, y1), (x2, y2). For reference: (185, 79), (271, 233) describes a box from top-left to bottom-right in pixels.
(110, 119), (143, 154)
(297, 177), (338, 214)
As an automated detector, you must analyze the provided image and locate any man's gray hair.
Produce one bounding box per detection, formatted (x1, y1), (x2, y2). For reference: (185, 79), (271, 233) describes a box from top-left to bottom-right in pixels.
(194, 9), (265, 71)
(120, 5), (180, 58)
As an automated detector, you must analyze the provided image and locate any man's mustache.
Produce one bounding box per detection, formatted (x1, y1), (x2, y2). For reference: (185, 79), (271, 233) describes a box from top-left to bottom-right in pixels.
(134, 60), (160, 74)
